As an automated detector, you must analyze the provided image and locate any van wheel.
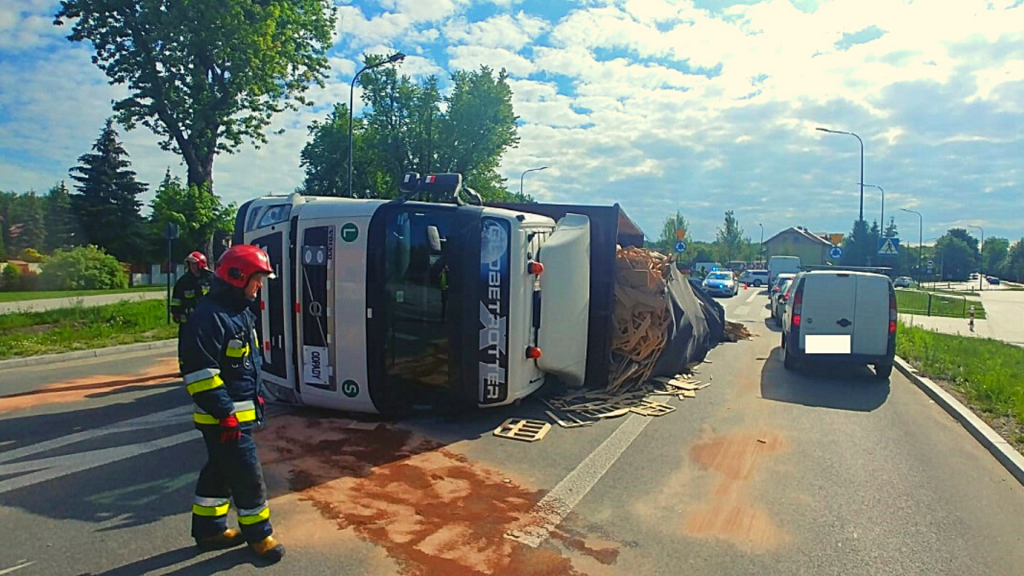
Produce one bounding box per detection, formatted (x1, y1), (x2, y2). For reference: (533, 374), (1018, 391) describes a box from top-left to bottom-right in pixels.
(874, 361), (893, 380)
(754, 280), (763, 287)
(783, 346), (797, 370)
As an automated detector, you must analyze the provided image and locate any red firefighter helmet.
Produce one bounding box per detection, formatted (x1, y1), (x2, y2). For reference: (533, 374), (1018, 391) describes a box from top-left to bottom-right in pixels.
(184, 251), (208, 269)
(215, 245), (276, 288)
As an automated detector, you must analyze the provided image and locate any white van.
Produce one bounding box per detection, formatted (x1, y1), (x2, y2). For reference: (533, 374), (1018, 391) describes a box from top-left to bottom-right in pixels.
(781, 270), (897, 378)
(768, 256), (801, 286)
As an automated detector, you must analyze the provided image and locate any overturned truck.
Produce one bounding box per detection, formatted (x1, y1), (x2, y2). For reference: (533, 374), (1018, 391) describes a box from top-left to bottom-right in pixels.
(234, 173), (724, 415)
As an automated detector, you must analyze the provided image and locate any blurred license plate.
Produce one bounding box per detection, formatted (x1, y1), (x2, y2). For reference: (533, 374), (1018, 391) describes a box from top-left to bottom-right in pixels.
(805, 335), (851, 354)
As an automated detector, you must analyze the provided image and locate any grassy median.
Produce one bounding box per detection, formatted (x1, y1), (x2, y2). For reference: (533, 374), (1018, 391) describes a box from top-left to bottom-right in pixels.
(897, 322), (1024, 443)
(0, 299), (176, 359)
(896, 289), (986, 319)
(0, 286), (165, 303)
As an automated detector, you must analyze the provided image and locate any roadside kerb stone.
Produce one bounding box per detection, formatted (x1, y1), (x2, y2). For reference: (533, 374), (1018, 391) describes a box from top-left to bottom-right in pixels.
(0, 339), (176, 371)
(895, 356), (1024, 487)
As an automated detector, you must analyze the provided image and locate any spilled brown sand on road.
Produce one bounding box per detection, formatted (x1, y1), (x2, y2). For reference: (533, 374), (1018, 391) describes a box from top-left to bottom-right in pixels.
(260, 414), (621, 576)
(684, 428), (789, 552)
(0, 356), (179, 413)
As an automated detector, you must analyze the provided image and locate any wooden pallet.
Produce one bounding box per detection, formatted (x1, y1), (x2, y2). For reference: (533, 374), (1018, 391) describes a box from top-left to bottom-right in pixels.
(630, 400), (675, 417)
(494, 418), (552, 442)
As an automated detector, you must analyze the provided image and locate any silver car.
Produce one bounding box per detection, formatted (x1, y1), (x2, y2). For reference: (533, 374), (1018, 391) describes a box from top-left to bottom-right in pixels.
(771, 277), (794, 320)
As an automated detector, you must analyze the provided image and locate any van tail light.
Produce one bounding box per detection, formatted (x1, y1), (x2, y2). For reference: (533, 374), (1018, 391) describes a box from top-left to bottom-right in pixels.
(889, 288), (898, 334)
(791, 285), (803, 329)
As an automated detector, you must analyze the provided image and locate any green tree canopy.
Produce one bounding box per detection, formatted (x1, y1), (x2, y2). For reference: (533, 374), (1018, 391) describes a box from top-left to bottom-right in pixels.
(1002, 239), (1024, 282)
(55, 0), (337, 191)
(935, 231), (976, 281)
(69, 119), (147, 263)
(150, 170), (236, 263)
(301, 63), (521, 202)
(715, 210), (745, 263)
(45, 181), (79, 251)
(982, 237), (1009, 277)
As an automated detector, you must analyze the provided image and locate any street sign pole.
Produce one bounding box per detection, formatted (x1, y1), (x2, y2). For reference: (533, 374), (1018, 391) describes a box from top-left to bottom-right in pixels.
(165, 223), (179, 325)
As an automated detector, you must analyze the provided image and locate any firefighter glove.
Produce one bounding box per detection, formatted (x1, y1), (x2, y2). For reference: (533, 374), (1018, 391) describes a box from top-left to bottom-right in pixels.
(219, 414), (241, 444)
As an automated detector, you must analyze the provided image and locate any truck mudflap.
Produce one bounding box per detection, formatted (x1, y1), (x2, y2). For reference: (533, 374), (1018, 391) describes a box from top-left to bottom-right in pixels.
(536, 214), (591, 387)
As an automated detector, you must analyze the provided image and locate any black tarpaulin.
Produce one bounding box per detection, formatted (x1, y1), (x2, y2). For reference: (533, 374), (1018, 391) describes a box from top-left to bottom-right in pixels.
(649, 273), (726, 377)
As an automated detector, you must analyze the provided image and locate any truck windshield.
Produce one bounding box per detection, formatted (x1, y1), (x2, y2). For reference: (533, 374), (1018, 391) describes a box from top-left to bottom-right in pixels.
(380, 206), (459, 392)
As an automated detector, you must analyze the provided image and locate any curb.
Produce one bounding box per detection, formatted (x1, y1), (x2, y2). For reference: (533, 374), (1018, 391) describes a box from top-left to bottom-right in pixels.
(895, 356), (1024, 487)
(0, 339), (177, 371)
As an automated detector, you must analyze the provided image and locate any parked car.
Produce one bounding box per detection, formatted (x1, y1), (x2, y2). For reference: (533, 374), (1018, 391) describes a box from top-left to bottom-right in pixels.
(970, 272), (980, 281)
(987, 276), (1001, 285)
(702, 271), (738, 297)
(771, 277), (794, 321)
(768, 255), (801, 287)
(893, 276), (915, 288)
(738, 269), (770, 287)
(781, 270), (897, 379)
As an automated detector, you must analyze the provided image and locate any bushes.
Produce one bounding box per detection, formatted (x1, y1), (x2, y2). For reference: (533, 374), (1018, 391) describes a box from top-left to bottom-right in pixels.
(38, 245), (128, 290)
(0, 264), (40, 292)
(18, 248), (45, 263)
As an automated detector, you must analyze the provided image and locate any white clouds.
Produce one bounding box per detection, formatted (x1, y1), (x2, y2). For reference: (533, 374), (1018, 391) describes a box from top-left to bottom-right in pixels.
(447, 45), (535, 76)
(0, 0), (64, 50)
(446, 12), (550, 50)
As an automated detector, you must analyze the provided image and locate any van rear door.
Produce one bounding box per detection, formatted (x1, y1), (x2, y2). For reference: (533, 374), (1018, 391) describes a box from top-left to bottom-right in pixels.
(853, 274), (889, 356)
(800, 273), (856, 354)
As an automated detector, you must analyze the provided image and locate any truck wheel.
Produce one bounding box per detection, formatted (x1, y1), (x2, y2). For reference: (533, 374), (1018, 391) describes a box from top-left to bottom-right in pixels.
(874, 361), (893, 380)
(783, 345), (797, 370)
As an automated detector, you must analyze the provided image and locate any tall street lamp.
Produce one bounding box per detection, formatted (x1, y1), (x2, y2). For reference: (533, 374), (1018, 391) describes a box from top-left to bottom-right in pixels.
(520, 166), (548, 199)
(968, 225), (985, 291)
(348, 52), (406, 197)
(817, 127), (865, 222)
(901, 208), (923, 284)
(861, 183), (884, 231)
(758, 223), (764, 265)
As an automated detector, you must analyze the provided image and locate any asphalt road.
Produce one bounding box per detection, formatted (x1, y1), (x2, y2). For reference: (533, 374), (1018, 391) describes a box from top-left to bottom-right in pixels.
(1, 289), (1023, 575)
(0, 291), (165, 315)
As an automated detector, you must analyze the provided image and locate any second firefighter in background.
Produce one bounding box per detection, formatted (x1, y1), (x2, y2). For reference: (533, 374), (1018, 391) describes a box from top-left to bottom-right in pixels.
(171, 251), (214, 325)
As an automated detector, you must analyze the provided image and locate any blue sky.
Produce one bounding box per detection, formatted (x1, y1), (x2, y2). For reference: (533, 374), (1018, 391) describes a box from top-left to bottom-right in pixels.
(1, 0), (1023, 245)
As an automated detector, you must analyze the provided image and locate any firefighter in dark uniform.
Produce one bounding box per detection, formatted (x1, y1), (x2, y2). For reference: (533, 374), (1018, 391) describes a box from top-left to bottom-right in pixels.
(179, 244), (285, 563)
(171, 251), (214, 328)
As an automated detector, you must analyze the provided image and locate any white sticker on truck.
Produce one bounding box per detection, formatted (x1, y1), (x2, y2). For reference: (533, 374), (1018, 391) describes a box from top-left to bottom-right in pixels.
(303, 345), (330, 385)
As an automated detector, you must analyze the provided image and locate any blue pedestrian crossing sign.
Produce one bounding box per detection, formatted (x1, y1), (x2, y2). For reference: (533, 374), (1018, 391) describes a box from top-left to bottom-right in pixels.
(675, 240), (687, 254)
(829, 246), (843, 260)
(878, 237), (900, 256)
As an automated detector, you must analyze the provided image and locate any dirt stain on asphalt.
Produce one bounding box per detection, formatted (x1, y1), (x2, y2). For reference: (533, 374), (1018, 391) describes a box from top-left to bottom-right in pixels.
(0, 356), (179, 413)
(260, 414), (617, 576)
(683, 429), (788, 552)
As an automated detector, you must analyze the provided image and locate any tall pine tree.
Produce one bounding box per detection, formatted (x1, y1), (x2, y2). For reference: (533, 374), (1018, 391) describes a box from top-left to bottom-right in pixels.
(45, 181), (79, 251)
(69, 119), (147, 262)
(8, 192), (47, 255)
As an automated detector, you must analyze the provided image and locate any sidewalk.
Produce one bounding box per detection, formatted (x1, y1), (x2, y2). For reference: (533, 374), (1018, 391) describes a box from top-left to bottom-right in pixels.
(978, 289), (1024, 347)
(899, 314), (994, 340)
(0, 291), (165, 315)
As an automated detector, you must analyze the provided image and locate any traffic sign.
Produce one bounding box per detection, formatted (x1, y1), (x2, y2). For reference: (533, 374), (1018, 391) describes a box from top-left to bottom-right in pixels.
(829, 246), (843, 260)
(675, 240), (687, 254)
(878, 237), (900, 256)
(675, 229), (686, 241)
(829, 233), (844, 246)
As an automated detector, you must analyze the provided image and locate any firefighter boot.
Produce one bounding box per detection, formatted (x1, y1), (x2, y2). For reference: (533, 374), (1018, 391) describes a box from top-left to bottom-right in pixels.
(195, 528), (245, 551)
(250, 535), (285, 563)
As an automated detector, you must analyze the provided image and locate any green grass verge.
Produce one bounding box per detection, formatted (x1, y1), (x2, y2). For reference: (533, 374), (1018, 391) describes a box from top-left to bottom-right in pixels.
(896, 289), (986, 319)
(897, 322), (1024, 434)
(0, 286), (165, 303)
(0, 299), (175, 359)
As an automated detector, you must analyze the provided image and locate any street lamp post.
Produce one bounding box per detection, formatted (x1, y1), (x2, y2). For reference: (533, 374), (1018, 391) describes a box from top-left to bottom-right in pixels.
(758, 223), (764, 265)
(348, 52), (406, 198)
(861, 183), (884, 231)
(901, 208), (923, 284)
(519, 166), (548, 200)
(968, 225), (985, 291)
(817, 127), (865, 222)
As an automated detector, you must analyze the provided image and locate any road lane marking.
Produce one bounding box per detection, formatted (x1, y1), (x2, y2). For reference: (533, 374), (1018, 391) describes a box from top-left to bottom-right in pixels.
(0, 561), (34, 575)
(746, 290), (759, 303)
(506, 413), (652, 548)
(0, 431), (197, 495)
(0, 405), (191, 465)
(0, 405), (197, 495)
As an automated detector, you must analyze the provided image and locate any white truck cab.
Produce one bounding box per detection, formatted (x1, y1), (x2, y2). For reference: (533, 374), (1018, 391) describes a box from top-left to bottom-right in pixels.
(233, 174), (603, 414)
(781, 269), (897, 379)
